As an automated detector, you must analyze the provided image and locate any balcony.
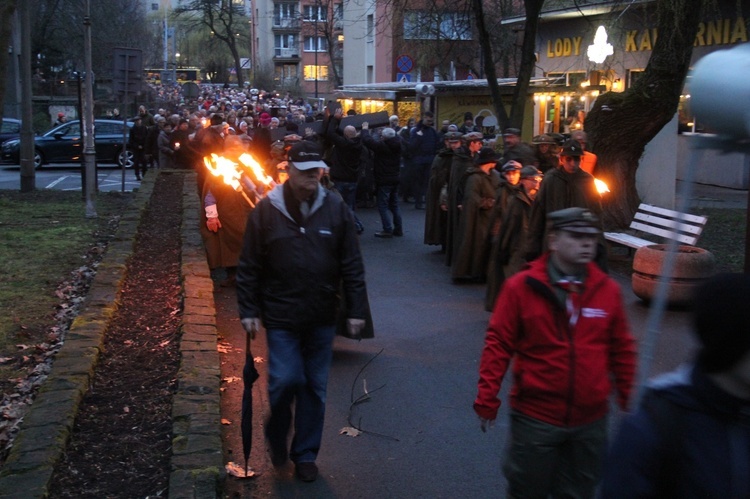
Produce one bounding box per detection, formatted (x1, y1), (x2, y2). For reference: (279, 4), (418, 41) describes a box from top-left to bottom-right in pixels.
(274, 48), (300, 59)
(273, 17), (301, 30)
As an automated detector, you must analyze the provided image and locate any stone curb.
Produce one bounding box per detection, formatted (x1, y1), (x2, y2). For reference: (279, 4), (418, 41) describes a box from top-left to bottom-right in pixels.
(0, 174), (156, 499)
(167, 173), (223, 499)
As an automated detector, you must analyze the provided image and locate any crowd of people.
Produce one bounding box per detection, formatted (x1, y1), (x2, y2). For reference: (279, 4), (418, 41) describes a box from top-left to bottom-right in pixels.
(134, 83), (750, 495)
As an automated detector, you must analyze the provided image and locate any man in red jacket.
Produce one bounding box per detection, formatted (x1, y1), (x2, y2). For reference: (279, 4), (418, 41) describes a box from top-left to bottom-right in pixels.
(474, 207), (636, 499)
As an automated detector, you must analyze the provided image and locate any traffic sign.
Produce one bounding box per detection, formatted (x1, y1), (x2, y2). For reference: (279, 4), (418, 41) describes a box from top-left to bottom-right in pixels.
(396, 55), (413, 74)
(396, 73), (412, 83)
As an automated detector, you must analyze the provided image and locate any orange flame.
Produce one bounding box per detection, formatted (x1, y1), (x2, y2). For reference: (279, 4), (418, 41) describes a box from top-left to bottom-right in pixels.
(594, 178), (610, 194)
(204, 154), (242, 191)
(238, 153), (275, 187)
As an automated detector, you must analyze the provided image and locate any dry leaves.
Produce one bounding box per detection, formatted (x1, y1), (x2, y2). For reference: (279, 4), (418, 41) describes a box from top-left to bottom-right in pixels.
(225, 462), (256, 479)
(339, 426), (362, 437)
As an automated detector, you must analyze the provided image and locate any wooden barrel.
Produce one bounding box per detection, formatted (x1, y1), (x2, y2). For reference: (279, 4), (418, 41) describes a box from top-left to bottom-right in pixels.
(632, 244), (716, 306)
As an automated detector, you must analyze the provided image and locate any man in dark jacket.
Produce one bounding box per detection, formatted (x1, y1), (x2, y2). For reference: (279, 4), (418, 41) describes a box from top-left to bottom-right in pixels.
(408, 111), (440, 209)
(523, 139), (604, 267)
(600, 273), (750, 499)
(326, 108), (365, 233)
(128, 116), (149, 180)
(361, 122), (402, 237)
(475, 207), (636, 499)
(236, 141), (369, 483)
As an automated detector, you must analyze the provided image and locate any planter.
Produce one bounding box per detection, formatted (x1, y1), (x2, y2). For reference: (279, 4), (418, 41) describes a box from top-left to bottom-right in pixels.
(631, 244), (716, 306)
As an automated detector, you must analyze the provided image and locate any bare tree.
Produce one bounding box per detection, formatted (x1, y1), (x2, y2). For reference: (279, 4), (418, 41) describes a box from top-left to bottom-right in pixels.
(29, 0), (150, 80)
(472, 0), (545, 130)
(0, 0), (18, 120)
(174, 0), (250, 85)
(585, 0), (708, 227)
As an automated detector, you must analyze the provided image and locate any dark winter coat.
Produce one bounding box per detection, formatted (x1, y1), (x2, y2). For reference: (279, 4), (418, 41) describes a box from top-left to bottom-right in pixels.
(444, 148), (473, 267)
(524, 166), (602, 262)
(601, 365), (750, 498)
(408, 120), (440, 165)
(424, 147), (454, 246)
(236, 183), (368, 332)
(360, 129), (401, 186)
(326, 119), (363, 183)
(451, 167), (499, 281)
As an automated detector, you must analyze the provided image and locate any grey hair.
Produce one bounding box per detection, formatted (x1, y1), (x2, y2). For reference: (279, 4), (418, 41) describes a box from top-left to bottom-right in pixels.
(382, 127), (396, 138)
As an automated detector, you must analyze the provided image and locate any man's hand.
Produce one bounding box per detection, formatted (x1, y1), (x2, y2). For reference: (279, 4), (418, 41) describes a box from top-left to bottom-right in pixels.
(346, 318), (366, 339)
(361, 122), (368, 130)
(479, 417), (495, 433)
(206, 217), (221, 233)
(241, 318), (262, 339)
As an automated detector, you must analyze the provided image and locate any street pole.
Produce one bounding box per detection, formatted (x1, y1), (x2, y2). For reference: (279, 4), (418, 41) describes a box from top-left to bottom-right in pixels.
(19, 0), (35, 192)
(83, 0), (97, 218)
(314, 1), (318, 100)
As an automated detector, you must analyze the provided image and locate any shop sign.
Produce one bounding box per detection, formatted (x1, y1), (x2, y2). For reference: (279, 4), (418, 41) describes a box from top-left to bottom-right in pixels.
(546, 16), (747, 58)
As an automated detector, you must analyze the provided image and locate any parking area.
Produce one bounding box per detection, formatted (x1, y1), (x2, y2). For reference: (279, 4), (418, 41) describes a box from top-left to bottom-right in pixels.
(0, 165), (140, 192)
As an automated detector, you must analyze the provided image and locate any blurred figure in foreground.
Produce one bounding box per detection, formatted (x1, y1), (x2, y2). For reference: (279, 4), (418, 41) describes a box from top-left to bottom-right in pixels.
(600, 273), (750, 499)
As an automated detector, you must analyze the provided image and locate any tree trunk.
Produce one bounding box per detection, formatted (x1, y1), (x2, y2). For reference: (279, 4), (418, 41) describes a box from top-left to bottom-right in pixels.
(472, 0), (509, 129)
(508, 0), (544, 129)
(586, 0), (706, 229)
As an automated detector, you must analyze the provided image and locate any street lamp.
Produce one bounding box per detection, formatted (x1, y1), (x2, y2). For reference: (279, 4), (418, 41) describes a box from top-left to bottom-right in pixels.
(314, 0), (319, 100)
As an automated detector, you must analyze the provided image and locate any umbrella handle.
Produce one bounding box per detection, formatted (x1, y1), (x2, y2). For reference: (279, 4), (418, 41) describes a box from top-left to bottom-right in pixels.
(245, 331), (252, 356)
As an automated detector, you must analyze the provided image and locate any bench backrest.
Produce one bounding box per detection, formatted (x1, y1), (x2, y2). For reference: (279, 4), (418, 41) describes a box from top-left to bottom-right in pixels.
(630, 203), (707, 246)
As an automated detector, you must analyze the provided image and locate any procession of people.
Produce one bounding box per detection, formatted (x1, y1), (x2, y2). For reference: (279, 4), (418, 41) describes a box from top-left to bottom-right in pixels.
(140, 81), (641, 494)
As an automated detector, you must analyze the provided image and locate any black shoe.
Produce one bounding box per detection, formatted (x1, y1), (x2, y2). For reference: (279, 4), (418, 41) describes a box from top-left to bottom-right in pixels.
(374, 231), (393, 238)
(295, 461), (318, 482)
(393, 229), (403, 237)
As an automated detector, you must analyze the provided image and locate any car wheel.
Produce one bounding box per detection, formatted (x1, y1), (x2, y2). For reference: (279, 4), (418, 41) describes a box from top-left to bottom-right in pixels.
(34, 150), (43, 170)
(118, 148), (134, 169)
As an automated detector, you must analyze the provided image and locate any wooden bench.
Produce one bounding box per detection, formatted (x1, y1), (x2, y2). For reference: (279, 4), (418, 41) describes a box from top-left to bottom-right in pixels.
(604, 203), (708, 250)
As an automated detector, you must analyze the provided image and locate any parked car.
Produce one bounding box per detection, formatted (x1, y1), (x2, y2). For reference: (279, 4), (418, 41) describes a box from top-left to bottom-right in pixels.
(0, 117), (22, 144)
(1, 119), (133, 169)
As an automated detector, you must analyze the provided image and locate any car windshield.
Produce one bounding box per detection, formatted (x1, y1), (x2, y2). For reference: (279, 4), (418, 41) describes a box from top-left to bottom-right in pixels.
(50, 123), (80, 137)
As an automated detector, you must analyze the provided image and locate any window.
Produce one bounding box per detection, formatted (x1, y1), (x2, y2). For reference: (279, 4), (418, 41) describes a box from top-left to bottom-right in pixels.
(303, 5), (326, 22)
(274, 34), (298, 57)
(1, 121), (19, 134)
(403, 11), (472, 41)
(367, 14), (374, 43)
(274, 3), (297, 26)
(275, 64), (298, 80)
(303, 65), (328, 81)
(304, 36), (328, 52)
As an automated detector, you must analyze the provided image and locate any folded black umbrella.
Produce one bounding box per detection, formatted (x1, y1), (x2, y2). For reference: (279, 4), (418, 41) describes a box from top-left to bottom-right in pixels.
(241, 333), (260, 477)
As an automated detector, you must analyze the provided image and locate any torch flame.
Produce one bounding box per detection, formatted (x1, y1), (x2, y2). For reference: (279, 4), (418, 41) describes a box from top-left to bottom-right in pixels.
(204, 154), (242, 191)
(238, 153), (275, 187)
(594, 178), (610, 194)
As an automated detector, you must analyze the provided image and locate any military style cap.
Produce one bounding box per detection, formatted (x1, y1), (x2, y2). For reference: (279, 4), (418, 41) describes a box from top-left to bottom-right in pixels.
(444, 131), (463, 142)
(463, 131), (484, 142)
(548, 207), (600, 234)
(520, 165), (543, 179)
(500, 160), (523, 172)
(532, 134), (556, 145)
(503, 127), (521, 136)
(560, 139), (584, 157)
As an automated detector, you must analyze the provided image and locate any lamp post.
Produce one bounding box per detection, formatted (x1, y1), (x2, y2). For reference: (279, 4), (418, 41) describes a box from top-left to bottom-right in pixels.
(314, 0), (319, 100)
